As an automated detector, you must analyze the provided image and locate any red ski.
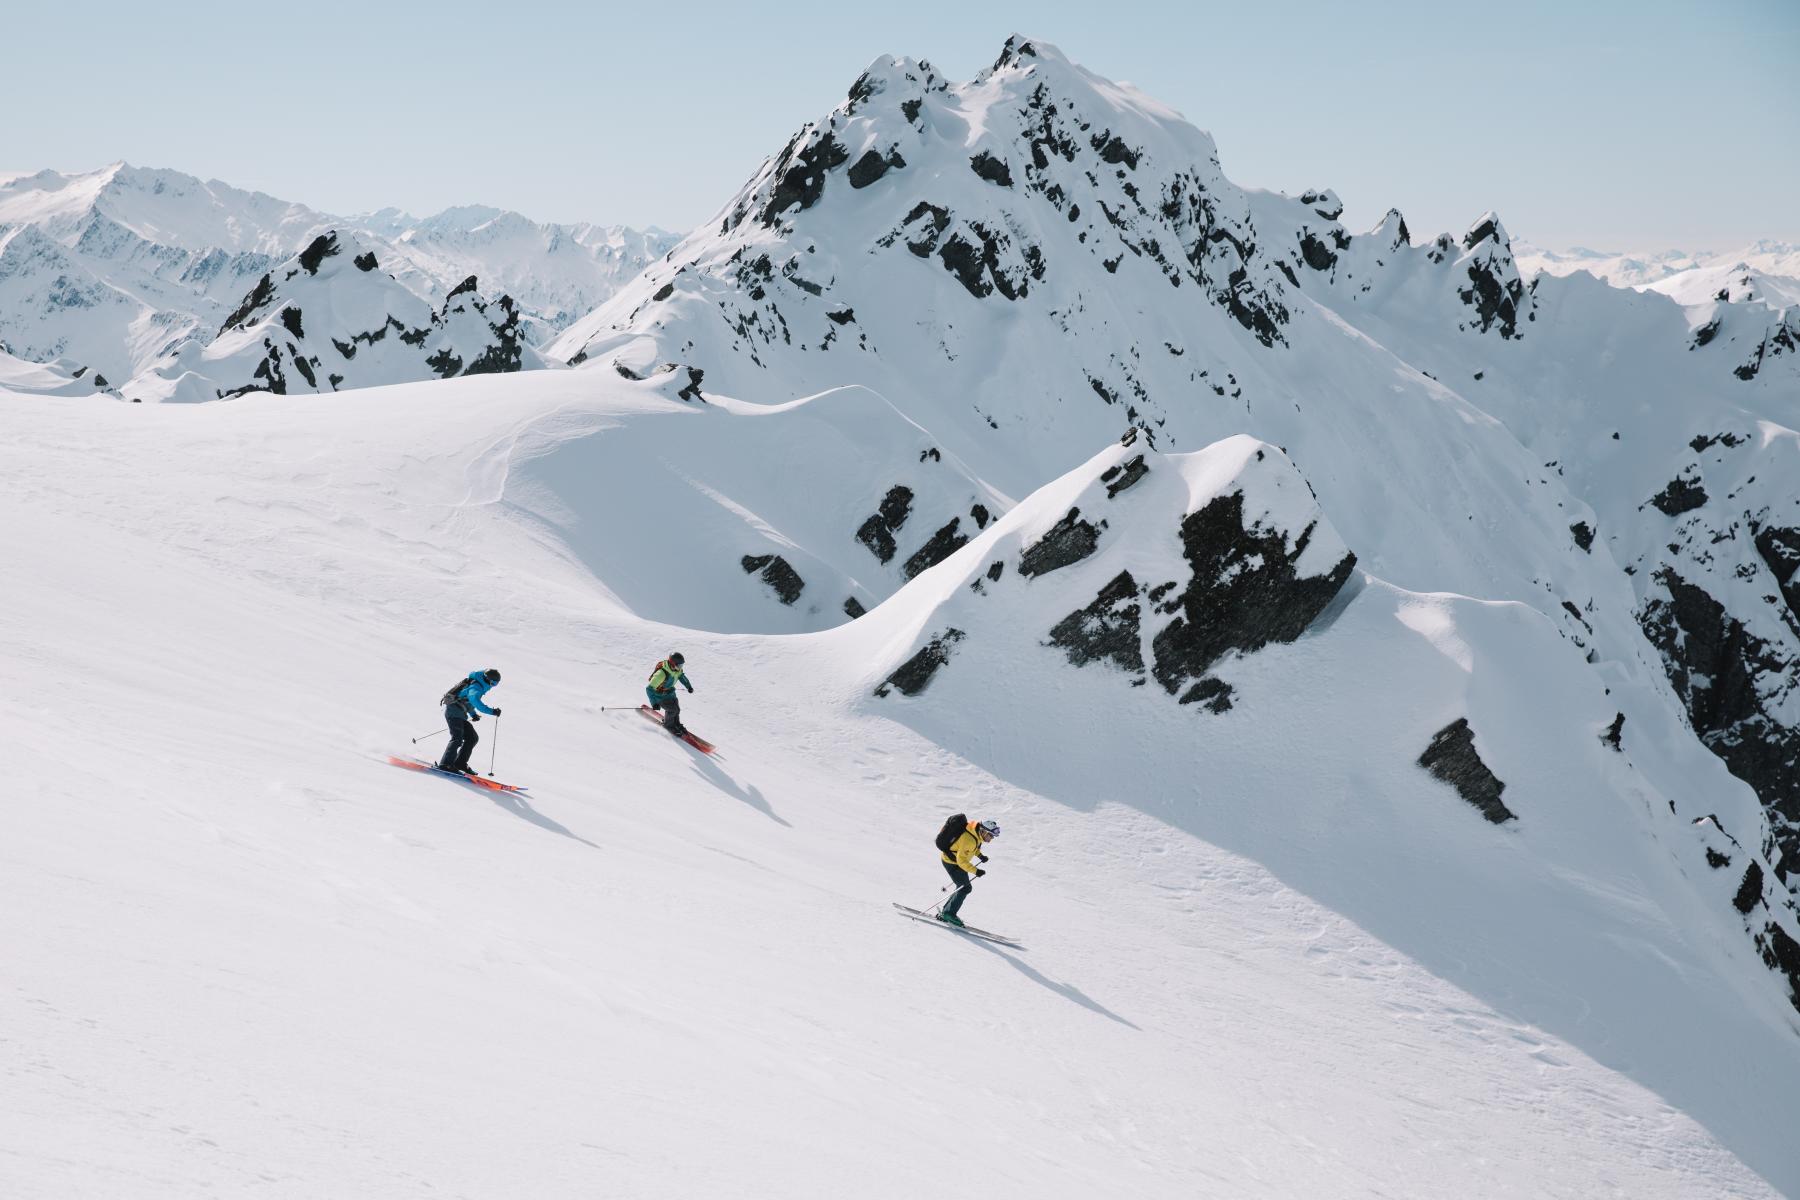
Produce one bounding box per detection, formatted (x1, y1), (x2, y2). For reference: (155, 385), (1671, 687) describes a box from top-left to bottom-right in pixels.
(386, 755), (529, 793)
(637, 705), (718, 755)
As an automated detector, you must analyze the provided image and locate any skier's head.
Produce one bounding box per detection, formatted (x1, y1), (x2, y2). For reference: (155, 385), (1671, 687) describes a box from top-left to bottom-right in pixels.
(483, 668), (501, 684)
(669, 652), (685, 667)
(975, 820), (999, 842)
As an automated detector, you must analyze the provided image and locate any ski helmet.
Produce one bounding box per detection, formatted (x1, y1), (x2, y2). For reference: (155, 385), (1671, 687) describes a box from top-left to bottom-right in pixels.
(669, 652), (685, 667)
(484, 668), (501, 684)
(976, 820), (1000, 840)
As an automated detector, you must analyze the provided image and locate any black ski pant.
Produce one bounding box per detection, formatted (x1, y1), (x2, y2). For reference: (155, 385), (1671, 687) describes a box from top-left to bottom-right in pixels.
(942, 862), (973, 917)
(441, 713), (478, 770)
(651, 691), (685, 736)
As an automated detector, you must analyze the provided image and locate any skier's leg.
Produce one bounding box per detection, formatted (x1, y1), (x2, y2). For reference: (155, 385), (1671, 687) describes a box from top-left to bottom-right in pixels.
(439, 714), (468, 769)
(664, 693), (685, 737)
(941, 863), (972, 918)
(455, 721), (480, 771)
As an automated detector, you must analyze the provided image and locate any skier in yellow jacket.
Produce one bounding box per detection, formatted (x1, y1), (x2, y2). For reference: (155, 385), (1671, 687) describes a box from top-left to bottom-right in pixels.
(937, 818), (999, 927)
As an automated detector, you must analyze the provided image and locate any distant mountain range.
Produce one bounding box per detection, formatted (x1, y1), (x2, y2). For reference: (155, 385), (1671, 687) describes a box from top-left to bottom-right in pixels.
(0, 162), (677, 399)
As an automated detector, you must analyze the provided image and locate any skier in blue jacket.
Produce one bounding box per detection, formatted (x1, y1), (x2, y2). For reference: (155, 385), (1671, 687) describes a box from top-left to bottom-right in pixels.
(439, 668), (501, 773)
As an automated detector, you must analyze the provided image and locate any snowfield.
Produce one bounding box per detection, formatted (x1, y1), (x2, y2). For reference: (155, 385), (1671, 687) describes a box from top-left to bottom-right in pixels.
(4, 371), (1796, 1198)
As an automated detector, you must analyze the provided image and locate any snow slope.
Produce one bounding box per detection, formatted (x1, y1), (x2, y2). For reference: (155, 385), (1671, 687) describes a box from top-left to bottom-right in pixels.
(5, 369), (1798, 1197)
(1515, 239), (1800, 289)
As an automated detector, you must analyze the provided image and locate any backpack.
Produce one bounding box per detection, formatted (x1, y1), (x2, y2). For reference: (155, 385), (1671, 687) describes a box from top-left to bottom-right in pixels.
(935, 813), (968, 855)
(440, 673), (476, 708)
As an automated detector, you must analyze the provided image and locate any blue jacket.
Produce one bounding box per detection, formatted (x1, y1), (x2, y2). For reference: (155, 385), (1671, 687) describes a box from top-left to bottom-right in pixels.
(449, 670), (500, 718)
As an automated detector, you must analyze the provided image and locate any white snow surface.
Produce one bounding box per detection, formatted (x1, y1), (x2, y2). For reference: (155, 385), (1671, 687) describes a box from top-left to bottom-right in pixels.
(4, 369), (1798, 1198)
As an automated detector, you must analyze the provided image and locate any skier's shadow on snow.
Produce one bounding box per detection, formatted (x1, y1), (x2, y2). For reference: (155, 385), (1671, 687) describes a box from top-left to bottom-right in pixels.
(485, 789), (600, 848)
(687, 752), (791, 827)
(962, 937), (1140, 1030)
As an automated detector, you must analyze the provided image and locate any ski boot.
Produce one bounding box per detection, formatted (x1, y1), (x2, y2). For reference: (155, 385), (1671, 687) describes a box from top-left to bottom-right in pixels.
(937, 911), (965, 927)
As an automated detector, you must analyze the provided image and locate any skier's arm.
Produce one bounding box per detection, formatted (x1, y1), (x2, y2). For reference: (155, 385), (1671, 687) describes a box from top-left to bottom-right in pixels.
(469, 691), (500, 717)
(680, 671), (694, 694)
(955, 840), (983, 872)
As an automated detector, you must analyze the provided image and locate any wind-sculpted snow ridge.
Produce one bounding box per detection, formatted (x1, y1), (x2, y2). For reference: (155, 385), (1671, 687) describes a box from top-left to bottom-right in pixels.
(549, 33), (1800, 923)
(502, 378), (1007, 632)
(0, 342), (115, 397)
(121, 232), (545, 402)
(0, 163), (674, 385)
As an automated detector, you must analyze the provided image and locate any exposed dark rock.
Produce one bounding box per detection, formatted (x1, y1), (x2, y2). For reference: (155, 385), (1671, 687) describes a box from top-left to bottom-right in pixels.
(1184, 677), (1235, 714)
(1650, 476), (1708, 516)
(969, 151), (1014, 187)
(986, 560), (1004, 582)
(446, 275), (478, 300)
(848, 151), (890, 189)
(1690, 432), (1745, 452)
(875, 628), (965, 697)
(678, 367), (705, 402)
(353, 251), (379, 272)
(1299, 231), (1337, 272)
(220, 274), (275, 333)
(855, 485), (914, 563)
(1458, 260), (1524, 339)
(758, 130), (850, 226)
(903, 518), (970, 578)
(1149, 492), (1356, 705)
(291, 353), (318, 388)
(1692, 318), (1720, 349)
(1091, 131), (1139, 169)
(1048, 570), (1143, 673)
(1100, 454), (1149, 498)
(652, 282), (675, 302)
(826, 308), (855, 325)
(1753, 525), (1800, 617)
(970, 503), (991, 529)
(1418, 718), (1516, 824)
(1570, 520), (1595, 552)
(613, 362), (641, 381)
(1707, 847), (1732, 869)
(843, 596), (867, 620)
(1019, 508), (1103, 578)
(901, 98), (923, 124)
(1755, 921), (1800, 1013)
(278, 306), (304, 339)
(741, 553), (805, 605)
(297, 233), (338, 275)
(1735, 860), (1765, 914)
(1639, 567), (1800, 866)
(1601, 712), (1625, 751)
(425, 348), (462, 378)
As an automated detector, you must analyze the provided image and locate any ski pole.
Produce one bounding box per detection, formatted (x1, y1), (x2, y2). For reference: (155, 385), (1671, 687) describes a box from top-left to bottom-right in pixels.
(488, 714), (501, 777)
(411, 727), (446, 744)
(598, 705), (645, 713)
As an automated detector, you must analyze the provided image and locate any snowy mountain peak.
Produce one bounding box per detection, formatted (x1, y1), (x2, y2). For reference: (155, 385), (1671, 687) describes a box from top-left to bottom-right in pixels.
(124, 229), (542, 402)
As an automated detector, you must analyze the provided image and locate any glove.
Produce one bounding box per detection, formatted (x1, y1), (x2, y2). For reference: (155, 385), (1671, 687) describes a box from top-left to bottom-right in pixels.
(978, 854), (989, 863)
(974, 868), (986, 878)
(471, 714), (481, 722)
(491, 707), (503, 716)
(684, 685), (695, 694)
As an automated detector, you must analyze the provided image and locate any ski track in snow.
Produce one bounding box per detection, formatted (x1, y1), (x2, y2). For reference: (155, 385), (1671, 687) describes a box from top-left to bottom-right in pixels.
(1, 375), (1790, 1199)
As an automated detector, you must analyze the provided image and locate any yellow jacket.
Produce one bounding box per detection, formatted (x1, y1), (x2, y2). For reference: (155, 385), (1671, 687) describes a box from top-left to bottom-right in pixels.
(942, 825), (986, 871)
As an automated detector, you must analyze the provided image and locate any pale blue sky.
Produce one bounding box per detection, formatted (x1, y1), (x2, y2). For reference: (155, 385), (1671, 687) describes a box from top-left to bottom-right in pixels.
(6, 0), (1796, 249)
